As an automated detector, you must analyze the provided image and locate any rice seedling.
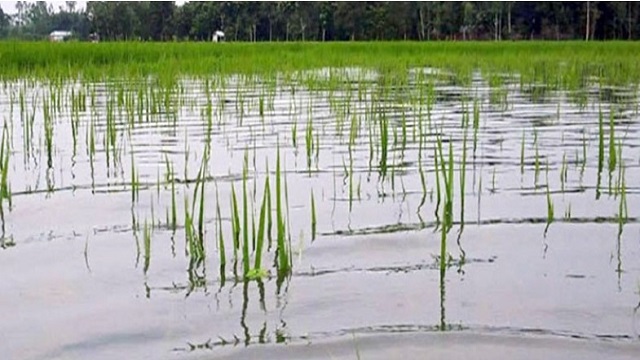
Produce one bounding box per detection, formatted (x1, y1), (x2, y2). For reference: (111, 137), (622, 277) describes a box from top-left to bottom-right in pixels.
(143, 219), (152, 274)
(564, 202), (572, 220)
(618, 166), (628, 237)
(560, 153), (567, 193)
(283, 152), (293, 263)
(367, 115), (375, 173)
(105, 97), (118, 170)
(70, 94), (80, 157)
(460, 130), (468, 227)
(132, 210), (141, 267)
(231, 183), (241, 265)
(215, 187), (226, 285)
(263, 164), (274, 251)
(245, 171), (272, 282)
(442, 140), (454, 232)
(472, 98), (480, 139)
(130, 151), (139, 203)
(177, 151), (209, 285)
(349, 114), (358, 150)
(544, 160), (554, 236)
(596, 105), (605, 199)
(378, 114), (389, 181)
(42, 99), (54, 169)
(460, 98), (469, 128)
(436, 137), (455, 328)
(275, 146), (291, 279)
(195, 156), (207, 244)
(417, 154), (427, 214)
(314, 132), (320, 169)
(242, 151), (250, 277)
(390, 152), (397, 195)
(0, 124), (12, 225)
(533, 142), (540, 189)
(433, 144), (442, 223)
(291, 120), (298, 149)
(170, 164), (177, 232)
(184, 135), (191, 187)
(400, 111), (407, 157)
(305, 118), (314, 173)
(20, 92), (35, 163)
(608, 108), (617, 194)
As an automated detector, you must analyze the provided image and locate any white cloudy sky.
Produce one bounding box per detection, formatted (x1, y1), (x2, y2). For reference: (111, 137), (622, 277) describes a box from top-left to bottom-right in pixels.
(1, 1), (86, 14)
(1, 1), (188, 15)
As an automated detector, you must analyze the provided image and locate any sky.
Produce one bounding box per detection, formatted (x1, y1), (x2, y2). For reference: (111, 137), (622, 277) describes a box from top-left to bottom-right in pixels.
(1, 1), (188, 14)
(0, 1), (87, 14)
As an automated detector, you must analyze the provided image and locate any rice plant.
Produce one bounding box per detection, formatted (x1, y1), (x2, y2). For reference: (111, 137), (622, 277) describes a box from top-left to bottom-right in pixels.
(544, 160), (554, 236)
(0, 124), (12, 228)
(378, 114), (389, 181)
(596, 105), (605, 199)
(275, 146), (291, 279)
(143, 219), (152, 274)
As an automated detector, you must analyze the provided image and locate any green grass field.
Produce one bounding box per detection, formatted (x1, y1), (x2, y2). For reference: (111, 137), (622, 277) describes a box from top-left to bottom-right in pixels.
(1, 41), (639, 87)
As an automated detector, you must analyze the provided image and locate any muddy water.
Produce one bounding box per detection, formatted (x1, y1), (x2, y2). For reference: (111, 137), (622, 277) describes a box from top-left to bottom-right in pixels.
(1, 71), (640, 359)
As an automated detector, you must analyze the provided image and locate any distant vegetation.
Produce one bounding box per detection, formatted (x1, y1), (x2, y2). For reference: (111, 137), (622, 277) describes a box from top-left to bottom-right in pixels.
(0, 1), (640, 42)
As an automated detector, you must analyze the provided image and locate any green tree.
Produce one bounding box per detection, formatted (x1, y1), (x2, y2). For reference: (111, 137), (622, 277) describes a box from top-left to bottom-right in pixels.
(334, 2), (367, 40)
(319, 2), (335, 41)
(149, 1), (174, 40)
(0, 7), (8, 37)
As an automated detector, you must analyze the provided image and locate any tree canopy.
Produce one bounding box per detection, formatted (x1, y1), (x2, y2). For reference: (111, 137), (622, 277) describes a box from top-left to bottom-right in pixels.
(1, 1), (639, 42)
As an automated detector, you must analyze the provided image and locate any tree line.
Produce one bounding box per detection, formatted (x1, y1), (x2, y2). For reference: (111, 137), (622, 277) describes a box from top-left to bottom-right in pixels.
(0, 1), (638, 42)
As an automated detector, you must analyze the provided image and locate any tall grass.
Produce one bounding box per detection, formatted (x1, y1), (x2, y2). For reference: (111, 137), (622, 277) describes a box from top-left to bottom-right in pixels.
(3, 42), (640, 89)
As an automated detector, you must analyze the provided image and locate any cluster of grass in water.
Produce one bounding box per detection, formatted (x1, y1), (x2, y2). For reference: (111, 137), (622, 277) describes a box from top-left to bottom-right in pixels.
(0, 41), (638, 294)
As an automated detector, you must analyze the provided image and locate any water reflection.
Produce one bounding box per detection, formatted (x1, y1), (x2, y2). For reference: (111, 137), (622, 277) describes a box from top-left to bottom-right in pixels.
(438, 262), (447, 331)
(3, 70), (640, 357)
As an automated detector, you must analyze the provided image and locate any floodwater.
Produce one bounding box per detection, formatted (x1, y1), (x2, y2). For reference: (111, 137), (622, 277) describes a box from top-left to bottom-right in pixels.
(1, 69), (640, 359)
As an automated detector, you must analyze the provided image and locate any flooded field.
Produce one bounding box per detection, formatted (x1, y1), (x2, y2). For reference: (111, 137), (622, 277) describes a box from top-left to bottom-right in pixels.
(1, 59), (640, 359)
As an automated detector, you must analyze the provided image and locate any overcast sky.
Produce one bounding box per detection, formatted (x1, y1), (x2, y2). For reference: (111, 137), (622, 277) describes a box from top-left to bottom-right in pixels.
(1, 1), (189, 14)
(0, 1), (86, 14)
